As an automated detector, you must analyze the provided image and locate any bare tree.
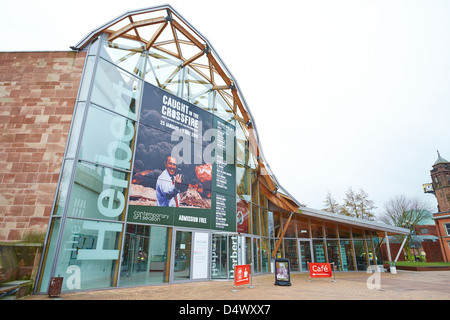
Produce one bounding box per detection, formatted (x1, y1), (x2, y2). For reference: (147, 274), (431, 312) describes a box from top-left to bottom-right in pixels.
(379, 195), (433, 261)
(380, 195), (432, 227)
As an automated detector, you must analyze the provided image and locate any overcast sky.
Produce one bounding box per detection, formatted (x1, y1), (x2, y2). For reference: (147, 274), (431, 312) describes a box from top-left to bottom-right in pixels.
(1, 0), (449, 218)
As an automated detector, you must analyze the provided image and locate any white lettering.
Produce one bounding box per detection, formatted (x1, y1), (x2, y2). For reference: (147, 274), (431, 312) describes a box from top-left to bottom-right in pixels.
(77, 221), (122, 260)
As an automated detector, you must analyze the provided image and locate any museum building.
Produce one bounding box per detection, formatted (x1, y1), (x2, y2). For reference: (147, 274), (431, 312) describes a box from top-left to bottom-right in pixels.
(0, 5), (409, 295)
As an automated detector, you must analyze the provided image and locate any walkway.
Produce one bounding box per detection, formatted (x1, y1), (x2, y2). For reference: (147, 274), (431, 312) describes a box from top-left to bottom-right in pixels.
(25, 270), (450, 300)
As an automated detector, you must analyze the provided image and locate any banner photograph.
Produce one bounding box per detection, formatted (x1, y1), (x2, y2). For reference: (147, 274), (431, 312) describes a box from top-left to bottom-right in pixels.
(128, 83), (236, 231)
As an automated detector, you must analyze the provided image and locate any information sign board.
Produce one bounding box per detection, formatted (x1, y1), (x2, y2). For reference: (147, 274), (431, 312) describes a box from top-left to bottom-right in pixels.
(308, 262), (333, 278)
(274, 258), (291, 286)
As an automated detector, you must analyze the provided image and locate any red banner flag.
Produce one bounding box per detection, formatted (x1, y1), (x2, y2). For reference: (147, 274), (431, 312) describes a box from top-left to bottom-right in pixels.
(309, 263), (333, 278)
(234, 264), (251, 286)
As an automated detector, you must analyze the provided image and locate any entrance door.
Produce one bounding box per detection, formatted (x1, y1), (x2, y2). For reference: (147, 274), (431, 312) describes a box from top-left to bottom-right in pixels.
(173, 230), (192, 281)
(298, 239), (313, 271)
(172, 229), (210, 282)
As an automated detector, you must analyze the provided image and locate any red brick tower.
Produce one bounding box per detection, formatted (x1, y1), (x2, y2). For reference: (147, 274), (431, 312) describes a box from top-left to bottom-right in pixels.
(430, 151), (450, 261)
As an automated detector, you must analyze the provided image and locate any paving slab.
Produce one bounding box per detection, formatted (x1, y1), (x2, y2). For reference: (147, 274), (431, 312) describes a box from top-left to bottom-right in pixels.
(24, 270), (450, 301)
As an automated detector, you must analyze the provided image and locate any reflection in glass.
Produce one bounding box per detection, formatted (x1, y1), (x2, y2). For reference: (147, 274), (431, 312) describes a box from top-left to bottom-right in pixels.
(174, 231), (192, 281)
(284, 239), (299, 271)
(213, 91), (235, 122)
(310, 219), (324, 238)
(253, 238), (261, 273)
(91, 58), (140, 120)
(66, 103), (86, 159)
(52, 160), (73, 216)
(236, 164), (250, 201)
(261, 237), (270, 273)
(338, 224), (351, 239)
(260, 208), (269, 237)
(297, 217), (310, 238)
(299, 240), (312, 271)
(53, 218), (122, 291)
(119, 224), (171, 286)
(252, 204), (260, 235)
(182, 66), (213, 111)
(282, 213), (296, 238)
(100, 41), (146, 77)
(37, 218), (62, 293)
(236, 198), (250, 234)
(353, 240), (368, 271)
(340, 240), (355, 271)
(211, 234), (227, 279)
(67, 161), (129, 221)
(326, 240), (341, 270)
(312, 240), (326, 263)
(79, 105), (136, 170)
(324, 222), (337, 238)
(235, 124), (248, 165)
(146, 48), (183, 95)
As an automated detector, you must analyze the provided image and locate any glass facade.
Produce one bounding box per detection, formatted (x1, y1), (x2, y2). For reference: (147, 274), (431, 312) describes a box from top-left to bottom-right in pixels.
(36, 7), (390, 294)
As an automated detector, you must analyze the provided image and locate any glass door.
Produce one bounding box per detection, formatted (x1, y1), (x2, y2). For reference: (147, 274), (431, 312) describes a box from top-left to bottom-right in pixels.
(298, 239), (313, 271)
(173, 230), (192, 281)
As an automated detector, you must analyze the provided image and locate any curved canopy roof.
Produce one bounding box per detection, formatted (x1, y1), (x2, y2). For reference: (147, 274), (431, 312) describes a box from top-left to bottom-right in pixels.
(72, 4), (301, 213)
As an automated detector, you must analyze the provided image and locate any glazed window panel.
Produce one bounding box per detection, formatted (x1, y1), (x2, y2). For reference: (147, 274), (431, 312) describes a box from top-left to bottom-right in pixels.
(52, 160), (74, 216)
(340, 240), (355, 271)
(272, 211), (282, 238)
(66, 102), (86, 159)
(310, 218), (324, 238)
(338, 224), (351, 239)
(52, 218), (123, 292)
(79, 105), (136, 171)
(260, 208), (269, 237)
(352, 228), (364, 239)
(78, 56), (96, 102)
(282, 212), (296, 238)
(284, 239), (299, 271)
(297, 216), (310, 238)
(324, 222), (337, 239)
(100, 41), (146, 78)
(235, 123), (248, 165)
(326, 240), (341, 270)
(250, 167), (259, 205)
(213, 91), (235, 123)
(252, 204), (260, 235)
(182, 66), (213, 112)
(37, 218), (62, 293)
(312, 240), (326, 263)
(236, 164), (250, 201)
(146, 49), (183, 94)
(236, 198), (250, 234)
(91, 58), (140, 120)
(353, 240), (368, 271)
(119, 224), (171, 286)
(67, 161), (129, 221)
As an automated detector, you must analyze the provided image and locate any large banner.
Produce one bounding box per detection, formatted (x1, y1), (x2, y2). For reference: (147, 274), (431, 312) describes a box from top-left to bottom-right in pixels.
(128, 83), (236, 231)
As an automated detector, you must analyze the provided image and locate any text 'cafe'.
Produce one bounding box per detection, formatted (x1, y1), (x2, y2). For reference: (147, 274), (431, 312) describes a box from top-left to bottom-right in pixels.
(0, 5), (409, 295)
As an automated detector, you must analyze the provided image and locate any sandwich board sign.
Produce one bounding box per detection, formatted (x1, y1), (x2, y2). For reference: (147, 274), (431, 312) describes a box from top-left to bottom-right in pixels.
(274, 258), (291, 286)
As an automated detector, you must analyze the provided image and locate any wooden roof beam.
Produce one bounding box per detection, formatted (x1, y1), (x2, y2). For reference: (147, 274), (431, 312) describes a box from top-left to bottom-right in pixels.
(146, 21), (169, 50)
(108, 16), (167, 42)
(170, 19), (206, 51)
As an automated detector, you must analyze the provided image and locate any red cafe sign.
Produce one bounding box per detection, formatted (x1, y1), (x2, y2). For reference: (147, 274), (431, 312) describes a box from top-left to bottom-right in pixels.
(308, 263), (332, 278)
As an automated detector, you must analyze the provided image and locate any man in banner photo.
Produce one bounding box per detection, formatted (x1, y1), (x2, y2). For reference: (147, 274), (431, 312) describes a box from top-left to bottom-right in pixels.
(156, 156), (182, 207)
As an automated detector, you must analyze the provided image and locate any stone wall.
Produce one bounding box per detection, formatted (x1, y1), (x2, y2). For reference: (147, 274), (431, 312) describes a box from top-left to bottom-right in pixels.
(0, 51), (86, 242)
